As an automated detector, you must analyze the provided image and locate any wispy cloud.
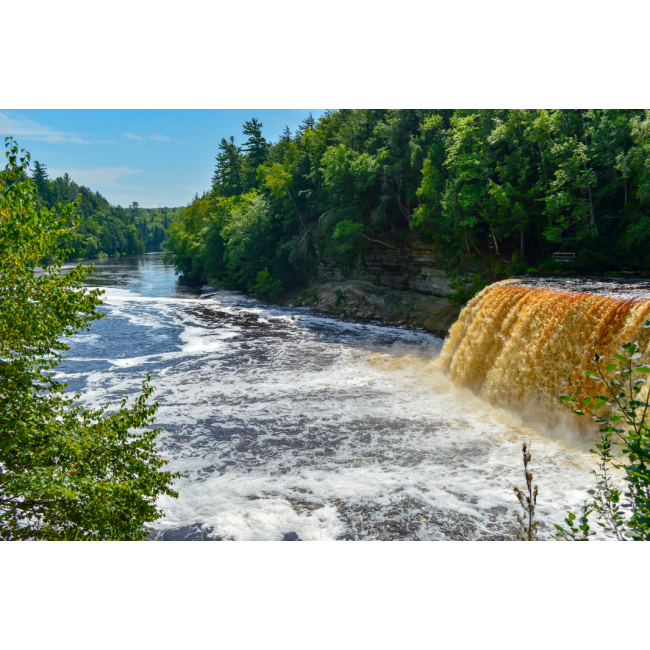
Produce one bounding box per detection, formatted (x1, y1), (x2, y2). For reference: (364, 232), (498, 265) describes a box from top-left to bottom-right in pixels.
(47, 166), (143, 190)
(0, 111), (112, 145)
(123, 132), (181, 144)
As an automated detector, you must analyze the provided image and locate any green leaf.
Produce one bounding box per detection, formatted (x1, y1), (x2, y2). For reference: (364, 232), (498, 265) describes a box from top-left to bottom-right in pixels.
(605, 363), (617, 373)
(0, 139), (179, 541)
(636, 366), (650, 373)
(559, 395), (573, 402)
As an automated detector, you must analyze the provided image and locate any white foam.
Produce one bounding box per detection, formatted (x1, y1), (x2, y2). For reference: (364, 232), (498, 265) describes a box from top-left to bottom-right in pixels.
(62, 282), (612, 540)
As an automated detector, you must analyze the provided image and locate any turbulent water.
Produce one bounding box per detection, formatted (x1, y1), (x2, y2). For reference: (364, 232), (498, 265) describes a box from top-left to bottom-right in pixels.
(58, 254), (604, 541)
(440, 278), (650, 423)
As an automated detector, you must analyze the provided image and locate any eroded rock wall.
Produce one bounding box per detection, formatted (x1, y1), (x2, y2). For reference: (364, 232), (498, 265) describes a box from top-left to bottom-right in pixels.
(316, 244), (453, 298)
(279, 245), (464, 336)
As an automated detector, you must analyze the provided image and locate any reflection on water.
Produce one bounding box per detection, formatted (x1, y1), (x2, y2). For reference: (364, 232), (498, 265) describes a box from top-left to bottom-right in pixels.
(58, 253), (603, 540)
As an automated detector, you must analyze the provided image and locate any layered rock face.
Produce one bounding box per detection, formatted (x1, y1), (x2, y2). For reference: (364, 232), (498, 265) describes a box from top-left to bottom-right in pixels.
(316, 244), (453, 298)
(285, 246), (461, 336)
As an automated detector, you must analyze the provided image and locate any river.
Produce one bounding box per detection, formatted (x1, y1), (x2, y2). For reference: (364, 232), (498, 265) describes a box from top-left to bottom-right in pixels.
(58, 252), (602, 540)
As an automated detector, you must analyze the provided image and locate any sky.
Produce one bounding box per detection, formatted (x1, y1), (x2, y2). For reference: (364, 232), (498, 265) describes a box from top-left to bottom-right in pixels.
(0, 110), (325, 208)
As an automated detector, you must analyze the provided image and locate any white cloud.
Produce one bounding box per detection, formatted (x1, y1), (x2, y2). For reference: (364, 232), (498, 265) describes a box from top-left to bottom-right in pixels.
(123, 132), (181, 143)
(0, 111), (111, 145)
(47, 166), (143, 190)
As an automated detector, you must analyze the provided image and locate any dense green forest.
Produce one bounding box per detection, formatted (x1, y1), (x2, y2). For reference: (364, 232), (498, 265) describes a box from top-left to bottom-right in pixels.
(164, 109), (650, 302)
(31, 161), (179, 260)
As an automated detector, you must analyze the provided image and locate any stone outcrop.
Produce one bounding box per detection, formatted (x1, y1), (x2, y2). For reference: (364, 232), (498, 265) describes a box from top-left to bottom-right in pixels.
(285, 280), (461, 337)
(280, 245), (464, 336)
(315, 244), (453, 297)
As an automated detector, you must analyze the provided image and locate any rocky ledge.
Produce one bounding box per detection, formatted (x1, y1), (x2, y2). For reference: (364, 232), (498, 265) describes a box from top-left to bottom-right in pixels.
(508, 276), (650, 300)
(282, 279), (462, 337)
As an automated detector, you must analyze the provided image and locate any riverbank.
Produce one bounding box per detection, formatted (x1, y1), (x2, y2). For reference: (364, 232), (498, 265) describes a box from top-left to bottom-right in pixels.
(279, 280), (462, 336)
(274, 244), (462, 336)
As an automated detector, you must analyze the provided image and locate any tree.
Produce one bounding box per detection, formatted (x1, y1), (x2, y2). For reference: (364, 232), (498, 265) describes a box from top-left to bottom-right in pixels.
(280, 125), (292, 143)
(296, 112), (316, 137)
(167, 109), (650, 302)
(129, 200), (140, 224)
(0, 138), (179, 540)
(213, 136), (244, 196)
(242, 118), (268, 171)
(32, 160), (52, 207)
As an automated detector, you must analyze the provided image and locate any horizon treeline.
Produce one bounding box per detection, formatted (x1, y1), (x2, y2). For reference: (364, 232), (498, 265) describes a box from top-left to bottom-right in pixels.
(30, 161), (179, 260)
(160, 110), (648, 299)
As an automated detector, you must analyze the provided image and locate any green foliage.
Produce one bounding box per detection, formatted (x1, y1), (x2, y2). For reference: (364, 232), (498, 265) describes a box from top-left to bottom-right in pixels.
(556, 335), (650, 540)
(166, 110), (650, 305)
(552, 503), (595, 541)
(0, 138), (179, 540)
(26, 163), (178, 261)
(327, 220), (367, 275)
(252, 267), (282, 300)
(417, 109), (650, 291)
(242, 118), (268, 176)
(221, 193), (285, 291)
(164, 190), (292, 295)
(213, 136), (245, 196)
(448, 273), (491, 306)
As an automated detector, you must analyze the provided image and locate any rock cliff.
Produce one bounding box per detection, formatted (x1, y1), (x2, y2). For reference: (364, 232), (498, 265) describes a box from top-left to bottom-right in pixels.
(282, 245), (461, 336)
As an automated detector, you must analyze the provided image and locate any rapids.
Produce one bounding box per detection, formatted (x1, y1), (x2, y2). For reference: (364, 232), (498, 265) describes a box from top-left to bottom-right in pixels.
(58, 254), (605, 540)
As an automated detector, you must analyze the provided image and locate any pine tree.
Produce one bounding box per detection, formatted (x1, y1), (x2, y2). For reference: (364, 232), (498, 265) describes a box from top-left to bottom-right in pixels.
(32, 160), (52, 207)
(212, 136), (244, 196)
(280, 125), (292, 143)
(297, 112), (316, 135)
(129, 201), (140, 224)
(242, 118), (268, 171)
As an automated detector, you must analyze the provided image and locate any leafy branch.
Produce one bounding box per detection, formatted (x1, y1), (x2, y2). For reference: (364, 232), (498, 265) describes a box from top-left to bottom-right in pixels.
(555, 326), (650, 540)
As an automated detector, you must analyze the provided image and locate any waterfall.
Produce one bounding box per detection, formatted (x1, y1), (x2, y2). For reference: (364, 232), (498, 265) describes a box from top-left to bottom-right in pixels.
(438, 279), (650, 424)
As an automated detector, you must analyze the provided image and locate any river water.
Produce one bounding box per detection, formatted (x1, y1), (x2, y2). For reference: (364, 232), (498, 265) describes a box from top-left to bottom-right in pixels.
(58, 253), (603, 540)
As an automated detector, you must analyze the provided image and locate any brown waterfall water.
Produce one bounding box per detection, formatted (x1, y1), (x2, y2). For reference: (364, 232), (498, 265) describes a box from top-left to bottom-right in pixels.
(438, 278), (650, 428)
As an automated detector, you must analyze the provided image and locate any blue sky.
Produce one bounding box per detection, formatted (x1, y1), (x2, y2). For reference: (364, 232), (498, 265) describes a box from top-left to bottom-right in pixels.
(0, 110), (325, 208)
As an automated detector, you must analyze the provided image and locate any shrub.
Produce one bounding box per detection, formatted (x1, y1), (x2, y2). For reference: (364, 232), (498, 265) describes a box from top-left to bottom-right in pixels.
(555, 335), (650, 540)
(0, 138), (179, 540)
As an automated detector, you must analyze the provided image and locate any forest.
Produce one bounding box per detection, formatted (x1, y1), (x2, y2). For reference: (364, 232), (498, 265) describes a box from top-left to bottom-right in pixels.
(31, 161), (179, 260)
(164, 109), (650, 302)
